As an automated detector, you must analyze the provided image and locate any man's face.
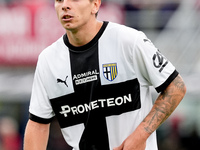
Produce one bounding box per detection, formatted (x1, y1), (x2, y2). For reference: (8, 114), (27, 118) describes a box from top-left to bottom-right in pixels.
(55, 0), (98, 32)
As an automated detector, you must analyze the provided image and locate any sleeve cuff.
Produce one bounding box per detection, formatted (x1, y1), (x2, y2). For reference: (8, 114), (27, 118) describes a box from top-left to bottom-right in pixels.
(29, 113), (53, 124)
(155, 70), (179, 93)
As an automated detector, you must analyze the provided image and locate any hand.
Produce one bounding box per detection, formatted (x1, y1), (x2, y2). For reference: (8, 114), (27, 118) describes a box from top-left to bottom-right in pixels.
(113, 131), (147, 150)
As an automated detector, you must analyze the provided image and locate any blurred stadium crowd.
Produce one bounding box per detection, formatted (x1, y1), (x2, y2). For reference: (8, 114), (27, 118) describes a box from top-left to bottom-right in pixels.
(0, 0), (200, 149)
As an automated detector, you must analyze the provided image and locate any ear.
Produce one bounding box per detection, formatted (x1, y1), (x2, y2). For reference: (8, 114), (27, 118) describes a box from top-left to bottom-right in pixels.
(91, 0), (101, 15)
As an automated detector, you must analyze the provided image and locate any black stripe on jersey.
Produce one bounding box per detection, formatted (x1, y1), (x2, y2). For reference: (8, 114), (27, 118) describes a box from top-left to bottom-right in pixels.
(50, 79), (141, 128)
(29, 113), (53, 124)
(155, 70), (179, 93)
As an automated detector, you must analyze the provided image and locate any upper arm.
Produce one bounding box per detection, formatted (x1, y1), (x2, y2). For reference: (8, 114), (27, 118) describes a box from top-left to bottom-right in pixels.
(141, 74), (186, 135)
(161, 74), (186, 100)
(24, 119), (50, 150)
(26, 119), (50, 132)
(152, 74), (186, 125)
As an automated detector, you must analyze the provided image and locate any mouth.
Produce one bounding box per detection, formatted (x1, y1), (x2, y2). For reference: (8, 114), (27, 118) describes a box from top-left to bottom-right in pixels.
(62, 14), (73, 20)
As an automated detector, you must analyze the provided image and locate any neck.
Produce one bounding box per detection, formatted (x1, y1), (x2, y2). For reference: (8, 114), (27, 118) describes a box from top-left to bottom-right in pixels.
(66, 20), (103, 47)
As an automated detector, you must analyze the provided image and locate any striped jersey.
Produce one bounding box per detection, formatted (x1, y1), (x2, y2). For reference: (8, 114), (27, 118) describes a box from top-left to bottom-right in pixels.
(29, 21), (178, 150)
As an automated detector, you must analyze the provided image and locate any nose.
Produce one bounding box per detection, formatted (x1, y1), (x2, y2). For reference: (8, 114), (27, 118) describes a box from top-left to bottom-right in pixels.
(62, 0), (71, 11)
(62, 6), (70, 11)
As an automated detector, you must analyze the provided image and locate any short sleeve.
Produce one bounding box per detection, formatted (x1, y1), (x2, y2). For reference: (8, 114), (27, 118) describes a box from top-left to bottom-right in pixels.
(29, 55), (54, 124)
(132, 32), (178, 93)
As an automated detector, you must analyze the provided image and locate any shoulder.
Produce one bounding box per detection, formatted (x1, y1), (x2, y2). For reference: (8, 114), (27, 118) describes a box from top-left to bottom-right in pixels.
(35, 35), (67, 70)
(104, 22), (145, 44)
(39, 35), (65, 60)
(106, 22), (140, 36)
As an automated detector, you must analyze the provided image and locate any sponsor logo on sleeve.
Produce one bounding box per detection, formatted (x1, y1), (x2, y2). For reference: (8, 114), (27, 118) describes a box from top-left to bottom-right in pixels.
(152, 51), (169, 72)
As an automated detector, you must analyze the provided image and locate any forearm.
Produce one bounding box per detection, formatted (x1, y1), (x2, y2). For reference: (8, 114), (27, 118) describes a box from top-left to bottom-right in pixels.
(139, 74), (186, 138)
(24, 120), (50, 150)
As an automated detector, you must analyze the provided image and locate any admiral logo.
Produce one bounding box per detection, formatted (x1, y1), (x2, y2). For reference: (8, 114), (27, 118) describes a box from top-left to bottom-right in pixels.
(73, 70), (99, 85)
(103, 63), (118, 81)
(60, 94), (132, 117)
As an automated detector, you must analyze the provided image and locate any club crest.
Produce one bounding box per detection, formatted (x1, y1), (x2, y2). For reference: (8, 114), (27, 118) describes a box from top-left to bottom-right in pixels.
(103, 63), (118, 81)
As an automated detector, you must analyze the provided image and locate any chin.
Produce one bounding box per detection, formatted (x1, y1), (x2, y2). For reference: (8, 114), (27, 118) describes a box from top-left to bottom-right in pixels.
(64, 25), (77, 32)
(62, 23), (72, 29)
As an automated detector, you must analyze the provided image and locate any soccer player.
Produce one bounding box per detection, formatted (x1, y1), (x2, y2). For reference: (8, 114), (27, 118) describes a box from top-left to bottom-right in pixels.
(24, 0), (186, 150)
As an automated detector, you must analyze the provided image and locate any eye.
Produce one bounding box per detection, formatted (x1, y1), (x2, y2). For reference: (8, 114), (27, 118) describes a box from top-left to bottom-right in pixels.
(55, 0), (63, 2)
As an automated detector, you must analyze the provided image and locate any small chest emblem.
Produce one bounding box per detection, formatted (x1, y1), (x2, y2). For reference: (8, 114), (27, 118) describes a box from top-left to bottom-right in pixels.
(103, 63), (118, 81)
(57, 76), (68, 87)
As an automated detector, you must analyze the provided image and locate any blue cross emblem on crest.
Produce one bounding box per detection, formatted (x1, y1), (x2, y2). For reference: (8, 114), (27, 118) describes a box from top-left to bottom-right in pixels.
(103, 63), (118, 81)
